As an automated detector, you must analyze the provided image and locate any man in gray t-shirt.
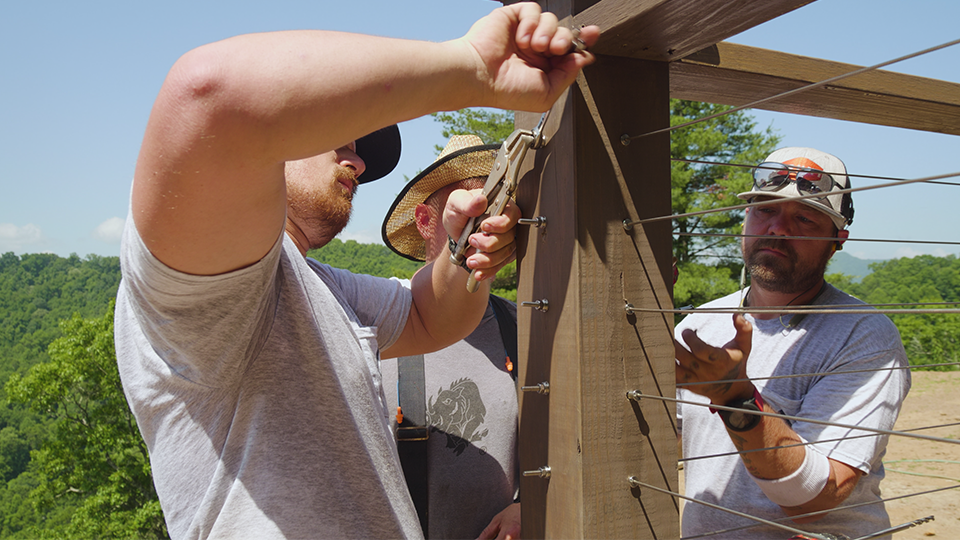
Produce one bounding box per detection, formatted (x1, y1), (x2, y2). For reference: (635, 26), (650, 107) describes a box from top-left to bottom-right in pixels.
(381, 135), (520, 539)
(114, 10), (599, 539)
(675, 147), (910, 540)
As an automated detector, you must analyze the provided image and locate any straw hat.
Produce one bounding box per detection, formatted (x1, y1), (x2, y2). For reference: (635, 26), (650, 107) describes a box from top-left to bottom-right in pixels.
(382, 135), (499, 261)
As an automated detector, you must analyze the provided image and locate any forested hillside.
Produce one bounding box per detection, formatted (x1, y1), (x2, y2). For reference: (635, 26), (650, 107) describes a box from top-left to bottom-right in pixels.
(0, 252), (124, 537)
(307, 238), (519, 301)
(307, 238), (423, 279)
(0, 252), (121, 383)
(1, 245), (955, 535)
(845, 254), (960, 369)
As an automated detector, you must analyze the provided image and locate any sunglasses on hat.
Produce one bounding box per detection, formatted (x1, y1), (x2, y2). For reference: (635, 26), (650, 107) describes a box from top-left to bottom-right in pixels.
(752, 161), (843, 197)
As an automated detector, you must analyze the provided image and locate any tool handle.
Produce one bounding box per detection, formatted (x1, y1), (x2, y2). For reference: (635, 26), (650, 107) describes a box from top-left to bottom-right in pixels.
(466, 270), (480, 293)
(449, 215), (477, 266)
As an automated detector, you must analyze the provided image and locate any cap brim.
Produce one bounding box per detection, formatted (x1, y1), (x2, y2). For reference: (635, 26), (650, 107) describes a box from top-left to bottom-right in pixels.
(738, 189), (848, 230)
(355, 125), (401, 184)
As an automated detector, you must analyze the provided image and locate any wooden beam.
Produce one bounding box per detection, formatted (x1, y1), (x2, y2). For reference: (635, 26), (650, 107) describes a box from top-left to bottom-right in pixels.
(670, 42), (960, 136)
(572, 0), (815, 61)
(516, 52), (677, 540)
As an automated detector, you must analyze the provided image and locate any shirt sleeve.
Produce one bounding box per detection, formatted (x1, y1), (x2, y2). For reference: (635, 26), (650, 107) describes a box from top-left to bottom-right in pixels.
(793, 317), (910, 473)
(307, 262), (412, 352)
(118, 214), (283, 387)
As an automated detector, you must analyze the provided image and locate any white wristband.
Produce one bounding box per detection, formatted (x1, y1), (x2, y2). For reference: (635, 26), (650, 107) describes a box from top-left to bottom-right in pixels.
(751, 444), (830, 507)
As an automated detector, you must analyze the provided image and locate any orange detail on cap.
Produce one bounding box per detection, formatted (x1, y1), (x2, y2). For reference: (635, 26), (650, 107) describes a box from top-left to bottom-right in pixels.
(782, 157), (823, 171)
(396, 406), (403, 425)
(505, 357), (514, 372)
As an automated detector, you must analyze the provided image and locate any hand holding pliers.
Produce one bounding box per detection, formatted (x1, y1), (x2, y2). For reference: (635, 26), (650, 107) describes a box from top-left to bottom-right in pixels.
(450, 110), (550, 292)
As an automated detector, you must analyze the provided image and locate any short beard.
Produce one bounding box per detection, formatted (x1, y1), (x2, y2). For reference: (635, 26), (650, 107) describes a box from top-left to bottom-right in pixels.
(287, 166), (356, 249)
(744, 238), (832, 294)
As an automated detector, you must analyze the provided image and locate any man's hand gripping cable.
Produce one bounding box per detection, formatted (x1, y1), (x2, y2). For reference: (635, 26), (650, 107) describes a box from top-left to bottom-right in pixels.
(449, 110), (550, 292)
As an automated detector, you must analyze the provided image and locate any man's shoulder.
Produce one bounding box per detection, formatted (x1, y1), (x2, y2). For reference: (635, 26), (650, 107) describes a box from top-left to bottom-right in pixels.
(822, 283), (866, 306)
(821, 283), (899, 329)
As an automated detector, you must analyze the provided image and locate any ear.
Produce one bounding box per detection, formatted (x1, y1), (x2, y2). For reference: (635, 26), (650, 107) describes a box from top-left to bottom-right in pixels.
(414, 204), (436, 241)
(834, 229), (850, 252)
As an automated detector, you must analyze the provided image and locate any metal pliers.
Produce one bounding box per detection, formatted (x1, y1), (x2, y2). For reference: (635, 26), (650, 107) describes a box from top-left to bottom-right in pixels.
(450, 110), (551, 292)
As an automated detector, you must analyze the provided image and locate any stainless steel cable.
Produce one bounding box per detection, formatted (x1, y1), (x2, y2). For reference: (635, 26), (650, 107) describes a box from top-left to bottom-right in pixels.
(627, 304), (960, 315)
(853, 516), (936, 540)
(625, 170), (960, 227)
(677, 362), (960, 389)
(679, 422), (960, 464)
(626, 478), (833, 540)
(621, 37), (960, 142)
(674, 158), (960, 187)
(676, 231), (960, 247)
(637, 393), (960, 446)
(680, 484), (957, 540)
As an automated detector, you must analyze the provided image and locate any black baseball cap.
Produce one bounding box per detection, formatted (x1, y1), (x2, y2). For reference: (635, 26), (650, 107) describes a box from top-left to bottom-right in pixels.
(355, 124), (402, 184)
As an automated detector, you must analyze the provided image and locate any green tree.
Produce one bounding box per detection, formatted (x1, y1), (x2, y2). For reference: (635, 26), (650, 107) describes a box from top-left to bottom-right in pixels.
(847, 255), (960, 370)
(670, 101), (780, 265)
(430, 108), (515, 150)
(5, 302), (167, 539)
(307, 238), (423, 279)
(669, 101), (780, 316)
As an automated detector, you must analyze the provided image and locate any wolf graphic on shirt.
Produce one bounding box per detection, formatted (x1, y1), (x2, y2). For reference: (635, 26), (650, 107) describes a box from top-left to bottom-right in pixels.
(427, 377), (488, 456)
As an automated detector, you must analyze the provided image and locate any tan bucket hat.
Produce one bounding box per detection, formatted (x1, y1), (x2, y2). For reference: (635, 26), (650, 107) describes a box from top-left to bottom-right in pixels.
(381, 135), (499, 261)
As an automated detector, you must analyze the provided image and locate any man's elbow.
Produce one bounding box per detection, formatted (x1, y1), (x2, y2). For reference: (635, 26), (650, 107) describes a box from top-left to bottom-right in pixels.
(784, 464), (863, 523)
(158, 45), (255, 135)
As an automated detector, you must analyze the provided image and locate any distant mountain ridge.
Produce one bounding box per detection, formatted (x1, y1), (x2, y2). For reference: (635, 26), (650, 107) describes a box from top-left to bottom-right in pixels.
(827, 251), (886, 282)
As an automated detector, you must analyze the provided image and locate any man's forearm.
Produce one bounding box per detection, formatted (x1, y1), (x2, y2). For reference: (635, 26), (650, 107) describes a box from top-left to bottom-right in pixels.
(420, 240), (491, 338)
(726, 406), (861, 519)
(388, 250), (490, 359)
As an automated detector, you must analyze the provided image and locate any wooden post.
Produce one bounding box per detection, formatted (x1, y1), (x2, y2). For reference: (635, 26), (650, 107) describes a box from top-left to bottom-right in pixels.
(514, 4), (678, 536)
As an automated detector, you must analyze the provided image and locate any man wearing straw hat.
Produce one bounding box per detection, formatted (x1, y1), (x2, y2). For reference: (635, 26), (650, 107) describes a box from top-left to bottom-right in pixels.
(114, 4), (598, 538)
(381, 135), (521, 540)
(674, 147), (910, 539)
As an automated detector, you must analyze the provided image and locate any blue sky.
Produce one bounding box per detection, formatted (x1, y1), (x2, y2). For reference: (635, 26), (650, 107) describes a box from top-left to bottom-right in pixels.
(1, 0), (957, 261)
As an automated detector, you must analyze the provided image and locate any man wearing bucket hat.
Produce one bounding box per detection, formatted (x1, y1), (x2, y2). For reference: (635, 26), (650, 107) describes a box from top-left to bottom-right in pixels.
(674, 148), (910, 539)
(114, 5), (598, 538)
(381, 135), (520, 539)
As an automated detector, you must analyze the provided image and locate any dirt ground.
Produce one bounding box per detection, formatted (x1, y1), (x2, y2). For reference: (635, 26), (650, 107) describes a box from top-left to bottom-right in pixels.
(678, 371), (960, 539)
(882, 371), (960, 539)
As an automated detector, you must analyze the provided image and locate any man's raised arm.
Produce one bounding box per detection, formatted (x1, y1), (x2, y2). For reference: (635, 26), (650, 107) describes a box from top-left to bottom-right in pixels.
(131, 3), (597, 276)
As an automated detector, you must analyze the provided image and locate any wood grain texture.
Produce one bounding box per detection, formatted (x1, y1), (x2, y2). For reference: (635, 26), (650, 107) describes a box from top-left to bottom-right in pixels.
(671, 42), (960, 135)
(515, 53), (678, 539)
(573, 0), (815, 61)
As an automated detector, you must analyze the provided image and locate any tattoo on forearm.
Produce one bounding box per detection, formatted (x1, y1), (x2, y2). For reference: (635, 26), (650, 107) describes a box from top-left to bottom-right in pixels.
(729, 432), (747, 451)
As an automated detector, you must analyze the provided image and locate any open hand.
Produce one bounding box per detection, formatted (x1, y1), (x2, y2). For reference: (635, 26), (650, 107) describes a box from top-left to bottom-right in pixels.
(675, 313), (754, 404)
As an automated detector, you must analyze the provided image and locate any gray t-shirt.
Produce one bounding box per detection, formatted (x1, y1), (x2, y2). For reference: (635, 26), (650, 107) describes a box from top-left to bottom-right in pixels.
(677, 284), (910, 540)
(114, 218), (422, 540)
(381, 298), (519, 539)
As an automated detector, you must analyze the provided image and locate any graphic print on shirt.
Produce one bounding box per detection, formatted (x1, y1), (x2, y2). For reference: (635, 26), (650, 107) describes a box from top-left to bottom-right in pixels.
(426, 377), (488, 456)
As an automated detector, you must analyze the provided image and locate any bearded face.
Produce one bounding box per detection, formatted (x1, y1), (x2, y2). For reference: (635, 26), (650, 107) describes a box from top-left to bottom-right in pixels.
(740, 199), (840, 295)
(285, 157), (358, 250)
(743, 236), (834, 294)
